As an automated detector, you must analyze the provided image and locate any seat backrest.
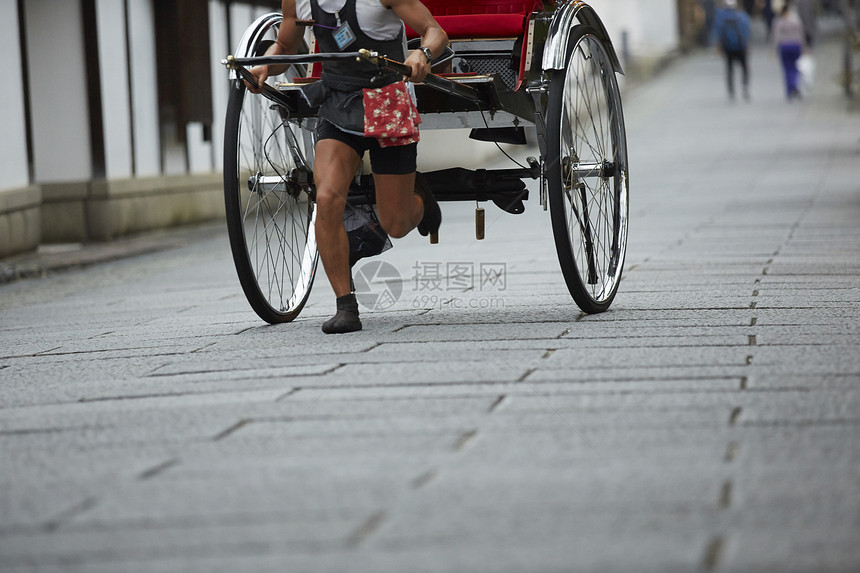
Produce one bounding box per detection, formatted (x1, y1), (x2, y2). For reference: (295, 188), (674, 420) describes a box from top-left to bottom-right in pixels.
(409, 0), (543, 39)
(421, 0), (542, 17)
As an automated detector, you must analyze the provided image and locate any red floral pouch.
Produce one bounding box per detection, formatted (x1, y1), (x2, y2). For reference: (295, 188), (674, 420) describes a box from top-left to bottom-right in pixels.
(363, 81), (421, 148)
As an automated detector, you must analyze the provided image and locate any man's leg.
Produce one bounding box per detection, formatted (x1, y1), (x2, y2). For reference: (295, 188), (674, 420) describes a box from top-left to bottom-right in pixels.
(314, 138), (363, 333)
(374, 172), (424, 238)
(369, 142), (440, 240)
(725, 53), (736, 99)
(739, 49), (750, 99)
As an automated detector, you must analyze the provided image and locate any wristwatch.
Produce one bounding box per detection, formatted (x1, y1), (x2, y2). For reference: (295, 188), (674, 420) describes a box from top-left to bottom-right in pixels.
(419, 46), (433, 64)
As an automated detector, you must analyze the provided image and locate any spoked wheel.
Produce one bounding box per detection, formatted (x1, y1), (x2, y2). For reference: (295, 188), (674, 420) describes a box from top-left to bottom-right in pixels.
(223, 15), (318, 323)
(546, 26), (629, 314)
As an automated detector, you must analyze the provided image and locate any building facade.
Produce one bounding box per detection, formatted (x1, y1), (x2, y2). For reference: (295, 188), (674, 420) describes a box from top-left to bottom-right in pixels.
(589, 0), (682, 77)
(0, 0), (683, 259)
(1, 0), (278, 258)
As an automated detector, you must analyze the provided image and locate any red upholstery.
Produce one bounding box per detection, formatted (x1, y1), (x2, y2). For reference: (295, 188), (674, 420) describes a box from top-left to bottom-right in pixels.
(407, 0), (542, 39)
(412, 14), (527, 39)
(308, 1), (541, 78)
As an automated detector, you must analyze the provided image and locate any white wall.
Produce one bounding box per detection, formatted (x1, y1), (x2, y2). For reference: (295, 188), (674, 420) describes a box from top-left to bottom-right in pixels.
(228, 3), (257, 56)
(127, 0), (161, 178)
(24, 0), (93, 183)
(96, 0), (133, 179)
(588, 0), (680, 62)
(187, 123), (213, 174)
(210, 0), (231, 174)
(0, 0), (31, 191)
(164, 1), (274, 176)
(207, 2), (285, 174)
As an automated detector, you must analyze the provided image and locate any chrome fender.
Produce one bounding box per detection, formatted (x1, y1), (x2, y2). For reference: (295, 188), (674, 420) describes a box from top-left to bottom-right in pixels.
(542, 1), (624, 75)
(229, 12), (283, 80)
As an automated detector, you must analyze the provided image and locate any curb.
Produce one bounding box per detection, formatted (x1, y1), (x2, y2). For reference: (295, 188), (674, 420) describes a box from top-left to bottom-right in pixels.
(0, 221), (225, 285)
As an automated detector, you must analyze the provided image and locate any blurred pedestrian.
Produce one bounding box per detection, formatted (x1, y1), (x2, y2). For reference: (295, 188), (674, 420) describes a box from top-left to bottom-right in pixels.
(763, 0), (776, 39)
(773, 2), (808, 99)
(714, 0), (752, 99)
(795, 0), (820, 46)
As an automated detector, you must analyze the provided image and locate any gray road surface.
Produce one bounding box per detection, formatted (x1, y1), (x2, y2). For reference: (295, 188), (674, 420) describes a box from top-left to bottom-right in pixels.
(1, 29), (859, 573)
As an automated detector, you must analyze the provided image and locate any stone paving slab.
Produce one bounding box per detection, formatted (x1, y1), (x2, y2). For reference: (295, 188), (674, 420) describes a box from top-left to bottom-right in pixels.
(746, 373), (860, 390)
(0, 374), (298, 408)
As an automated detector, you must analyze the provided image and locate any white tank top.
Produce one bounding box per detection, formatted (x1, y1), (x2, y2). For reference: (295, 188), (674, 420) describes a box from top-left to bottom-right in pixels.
(296, 0), (404, 42)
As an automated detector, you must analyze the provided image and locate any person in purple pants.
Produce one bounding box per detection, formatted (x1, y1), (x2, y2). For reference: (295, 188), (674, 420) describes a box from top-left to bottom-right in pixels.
(773, 2), (807, 99)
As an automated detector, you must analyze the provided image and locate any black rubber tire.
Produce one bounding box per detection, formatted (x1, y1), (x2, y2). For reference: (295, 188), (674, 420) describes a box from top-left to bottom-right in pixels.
(546, 26), (629, 314)
(223, 20), (318, 324)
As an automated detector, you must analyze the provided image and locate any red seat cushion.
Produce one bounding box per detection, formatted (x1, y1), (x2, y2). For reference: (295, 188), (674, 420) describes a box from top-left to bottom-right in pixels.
(420, 0), (540, 16)
(408, 14), (527, 39)
(407, 0), (542, 39)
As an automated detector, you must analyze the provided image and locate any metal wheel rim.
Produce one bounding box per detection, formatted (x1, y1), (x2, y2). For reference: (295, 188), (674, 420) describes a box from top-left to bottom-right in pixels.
(559, 34), (629, 304)
(232, 21), (318, 316)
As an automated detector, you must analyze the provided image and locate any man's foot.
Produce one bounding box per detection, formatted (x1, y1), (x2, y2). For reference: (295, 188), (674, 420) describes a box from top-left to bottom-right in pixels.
(322, 294), (362, 334)
(414, 173), (442, 237)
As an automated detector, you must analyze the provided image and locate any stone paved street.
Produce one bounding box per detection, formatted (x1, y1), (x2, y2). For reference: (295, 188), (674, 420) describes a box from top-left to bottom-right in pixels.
(1, 27), (859, 573)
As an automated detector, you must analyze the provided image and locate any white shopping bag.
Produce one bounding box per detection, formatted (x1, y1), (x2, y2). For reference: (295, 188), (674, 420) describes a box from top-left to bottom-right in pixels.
(798, 54), (816, 94)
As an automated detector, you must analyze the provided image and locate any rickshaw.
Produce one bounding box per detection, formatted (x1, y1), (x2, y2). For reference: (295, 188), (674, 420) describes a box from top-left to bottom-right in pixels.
(222, 0), (629, 324)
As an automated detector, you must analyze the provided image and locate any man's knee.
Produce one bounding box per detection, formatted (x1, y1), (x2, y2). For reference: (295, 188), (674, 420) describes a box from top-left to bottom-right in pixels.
(315, 187), (345, 224)
(378, 212), (411, 239)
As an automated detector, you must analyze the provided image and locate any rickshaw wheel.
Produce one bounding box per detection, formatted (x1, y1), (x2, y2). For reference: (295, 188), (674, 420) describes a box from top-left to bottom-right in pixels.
(223, 18), (318, 324)
(546, 26), (629, 314)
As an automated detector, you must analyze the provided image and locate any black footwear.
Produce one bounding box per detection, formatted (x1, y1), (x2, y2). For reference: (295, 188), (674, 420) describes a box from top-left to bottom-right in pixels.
(414, 173), (442, 237)
(322, 294), (362, 334)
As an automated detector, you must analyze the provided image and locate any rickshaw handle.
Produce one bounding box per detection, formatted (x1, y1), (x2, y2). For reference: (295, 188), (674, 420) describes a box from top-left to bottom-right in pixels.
(355, 49), (484, 105)
(223, 51), (485, 106)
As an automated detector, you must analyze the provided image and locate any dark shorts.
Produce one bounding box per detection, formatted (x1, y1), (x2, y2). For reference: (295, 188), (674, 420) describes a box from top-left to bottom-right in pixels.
(316, 120), (417, 175)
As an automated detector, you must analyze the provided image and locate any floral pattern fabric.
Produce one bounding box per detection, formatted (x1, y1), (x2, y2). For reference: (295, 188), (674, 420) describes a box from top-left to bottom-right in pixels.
(363, 81), (421, 147)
